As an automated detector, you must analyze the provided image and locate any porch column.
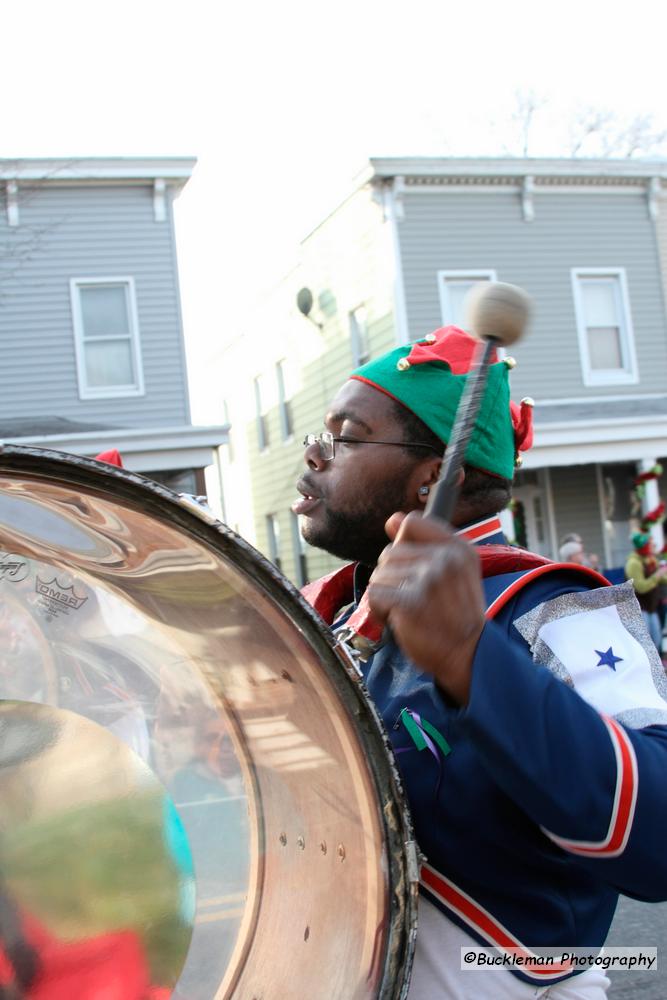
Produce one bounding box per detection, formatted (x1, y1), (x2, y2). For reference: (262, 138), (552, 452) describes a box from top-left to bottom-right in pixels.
(637, 458), (665, 552)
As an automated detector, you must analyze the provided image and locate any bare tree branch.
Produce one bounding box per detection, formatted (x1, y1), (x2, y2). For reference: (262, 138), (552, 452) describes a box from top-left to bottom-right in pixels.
(494, 97), (667, 160)
(509, 90), (548, 157)
(568, 107), (615, 156)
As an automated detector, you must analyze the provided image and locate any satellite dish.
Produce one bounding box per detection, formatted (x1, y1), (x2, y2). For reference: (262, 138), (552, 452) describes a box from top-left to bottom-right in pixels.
(296, 287), (314, 317)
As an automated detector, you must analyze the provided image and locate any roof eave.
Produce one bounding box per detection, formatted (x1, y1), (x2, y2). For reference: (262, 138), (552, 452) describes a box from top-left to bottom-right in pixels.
(368, 156), (667, 182)
(0, 156), (197, 183)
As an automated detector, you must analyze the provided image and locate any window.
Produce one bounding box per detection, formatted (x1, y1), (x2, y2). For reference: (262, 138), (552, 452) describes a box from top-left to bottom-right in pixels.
(266, 513), (282, 571)
(70, 278), (144, 398)
(437, 270), (496, 330)
(147, 469), (198, 493)
(254, 375), (270, 451)
(276, 360), (294, 440)
(349, 305), (371, 366)
(291, 512), (309, 586)
(571, 269), (638, 386)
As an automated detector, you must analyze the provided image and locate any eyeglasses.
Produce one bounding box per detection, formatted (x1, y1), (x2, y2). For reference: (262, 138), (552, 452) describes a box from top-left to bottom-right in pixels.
(303, 431), (441, 462)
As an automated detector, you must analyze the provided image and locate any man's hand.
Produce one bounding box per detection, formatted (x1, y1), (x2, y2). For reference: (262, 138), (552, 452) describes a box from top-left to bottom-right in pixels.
(367, 511), (486, 705)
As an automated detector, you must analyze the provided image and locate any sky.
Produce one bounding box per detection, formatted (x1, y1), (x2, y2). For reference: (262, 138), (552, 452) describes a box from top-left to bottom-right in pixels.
(4, 0), (667, 423)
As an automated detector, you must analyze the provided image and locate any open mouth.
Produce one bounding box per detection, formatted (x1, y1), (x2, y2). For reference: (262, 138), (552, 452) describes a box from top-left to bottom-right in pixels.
(292, 481), (322, 516)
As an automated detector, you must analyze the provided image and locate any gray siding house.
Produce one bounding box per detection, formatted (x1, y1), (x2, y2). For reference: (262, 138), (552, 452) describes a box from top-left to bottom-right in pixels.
(373, 158), (667, 568)
(0, 157), (225, 493)
(216, 157), (667, 583)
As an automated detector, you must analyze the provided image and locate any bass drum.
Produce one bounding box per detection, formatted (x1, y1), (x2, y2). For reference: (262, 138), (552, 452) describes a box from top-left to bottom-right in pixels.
(0, 445), (417, 1000)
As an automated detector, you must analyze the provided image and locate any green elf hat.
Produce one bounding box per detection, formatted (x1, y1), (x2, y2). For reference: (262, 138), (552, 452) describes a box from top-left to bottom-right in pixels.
(350, 326), (534, 480)
(632, 532), (652, 552)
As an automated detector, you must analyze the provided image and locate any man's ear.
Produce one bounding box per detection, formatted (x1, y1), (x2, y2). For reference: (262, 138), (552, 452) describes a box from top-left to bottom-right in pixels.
(416, 460), (465, 506)
(416, 456), (442, 505)
(426, 457), (442, 485)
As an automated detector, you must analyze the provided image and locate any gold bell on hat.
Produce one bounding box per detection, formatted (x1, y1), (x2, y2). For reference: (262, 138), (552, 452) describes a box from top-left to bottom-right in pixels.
(422, 333), (437, 344)
(504, 357), (517, 370)
(397, 357), (411, 371)
(514, 453), (524, 468)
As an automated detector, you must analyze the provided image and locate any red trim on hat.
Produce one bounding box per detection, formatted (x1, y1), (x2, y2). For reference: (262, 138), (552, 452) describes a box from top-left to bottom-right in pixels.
(348, 374), (407, 409)
(348, 375), (512, 480)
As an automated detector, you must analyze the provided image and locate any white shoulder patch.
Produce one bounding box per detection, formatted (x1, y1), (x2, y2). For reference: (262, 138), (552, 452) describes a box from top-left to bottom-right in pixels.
(513, 581), (667, 729)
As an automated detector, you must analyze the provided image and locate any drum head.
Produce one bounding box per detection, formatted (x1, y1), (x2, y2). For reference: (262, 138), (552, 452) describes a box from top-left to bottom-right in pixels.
(0, 445), (417, 999)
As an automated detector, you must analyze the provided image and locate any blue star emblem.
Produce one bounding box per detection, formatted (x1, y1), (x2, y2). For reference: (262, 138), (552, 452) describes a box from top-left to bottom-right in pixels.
(595, 647), (623, 671)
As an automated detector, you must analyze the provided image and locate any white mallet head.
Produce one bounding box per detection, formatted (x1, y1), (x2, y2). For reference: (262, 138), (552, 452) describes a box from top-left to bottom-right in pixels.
(466, 281), (532, 347)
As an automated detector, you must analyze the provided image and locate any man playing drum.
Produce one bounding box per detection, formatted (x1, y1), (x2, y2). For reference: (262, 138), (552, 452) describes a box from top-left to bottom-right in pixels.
(295, 326), (667, 999)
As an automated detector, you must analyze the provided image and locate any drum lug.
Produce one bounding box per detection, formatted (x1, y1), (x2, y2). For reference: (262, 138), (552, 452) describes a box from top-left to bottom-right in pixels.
(405, 840), (422, 888)
(334, 627), (381, 670)
(333, 631), (365, 676)
(176, 491), (217, 522)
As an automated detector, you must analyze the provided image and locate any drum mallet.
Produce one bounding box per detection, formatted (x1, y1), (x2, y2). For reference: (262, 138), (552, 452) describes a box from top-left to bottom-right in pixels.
(424, 282), (532, 524)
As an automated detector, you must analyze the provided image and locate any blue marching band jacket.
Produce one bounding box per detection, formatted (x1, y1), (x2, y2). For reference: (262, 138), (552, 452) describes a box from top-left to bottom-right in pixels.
(304, 515), (667, 986)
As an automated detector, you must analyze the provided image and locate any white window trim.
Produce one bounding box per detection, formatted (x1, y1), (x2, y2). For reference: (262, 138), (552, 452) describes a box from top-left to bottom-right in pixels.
(571, 268), (638, 387)
(349, 304), (371, 368)
(437, 269), (497, 328)
(70, 277), (145, 400)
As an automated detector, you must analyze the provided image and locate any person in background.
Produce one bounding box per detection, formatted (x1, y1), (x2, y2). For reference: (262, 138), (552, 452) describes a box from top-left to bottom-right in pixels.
(558, 538), (586, 565)
(559, 533), (600, 570)
(624, 532), (667, 653)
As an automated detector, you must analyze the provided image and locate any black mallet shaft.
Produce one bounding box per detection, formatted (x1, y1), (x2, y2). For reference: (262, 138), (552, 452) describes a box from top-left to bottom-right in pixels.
(424, 282), (532, 524)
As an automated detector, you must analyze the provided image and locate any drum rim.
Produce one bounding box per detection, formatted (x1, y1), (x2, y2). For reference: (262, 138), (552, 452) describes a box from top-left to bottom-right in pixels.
(0, 443), (418, 999)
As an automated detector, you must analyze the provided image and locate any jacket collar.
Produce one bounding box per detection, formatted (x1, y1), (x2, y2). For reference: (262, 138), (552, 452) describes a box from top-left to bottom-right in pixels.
(456, 514), (505, 546)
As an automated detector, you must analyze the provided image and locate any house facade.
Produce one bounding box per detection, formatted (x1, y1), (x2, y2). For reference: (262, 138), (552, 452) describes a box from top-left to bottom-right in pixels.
(215, 158), (667, 582)
(0, 157), (226, 494)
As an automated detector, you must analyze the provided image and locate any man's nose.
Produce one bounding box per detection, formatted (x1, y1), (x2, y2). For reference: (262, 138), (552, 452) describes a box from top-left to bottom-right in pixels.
(304, 438), (326, 472)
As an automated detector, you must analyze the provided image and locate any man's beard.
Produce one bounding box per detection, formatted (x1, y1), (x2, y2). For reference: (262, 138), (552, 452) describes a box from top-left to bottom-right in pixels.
(302, 480), (411, 566)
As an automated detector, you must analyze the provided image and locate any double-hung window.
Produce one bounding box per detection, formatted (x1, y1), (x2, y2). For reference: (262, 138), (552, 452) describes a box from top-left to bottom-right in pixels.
(291, 512), (309, 586)
(437, 270), (497, 330)
(266, 513), (282, 571)
(349, 305), (371, 367)
(254, 374), (271, 451)
(70, 278), (144, 399)
(571, 269), (638, 386)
